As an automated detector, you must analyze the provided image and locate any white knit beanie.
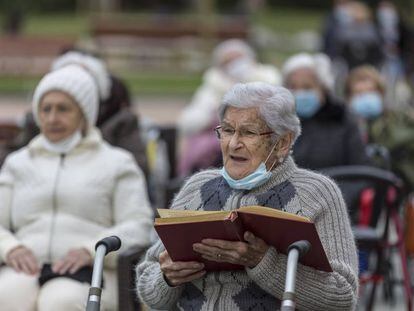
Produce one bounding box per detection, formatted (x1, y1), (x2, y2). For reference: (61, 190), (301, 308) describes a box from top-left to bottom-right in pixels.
(32, 65), (99, 127)
(282, 53), (334, 90)
(212, 39), (256, 67)
(51, 51), (111, 101)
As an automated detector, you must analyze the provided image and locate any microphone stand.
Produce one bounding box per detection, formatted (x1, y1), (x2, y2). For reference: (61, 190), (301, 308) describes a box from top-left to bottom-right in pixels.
(86, 236), (122, 311)
(281, 240), (311, 311)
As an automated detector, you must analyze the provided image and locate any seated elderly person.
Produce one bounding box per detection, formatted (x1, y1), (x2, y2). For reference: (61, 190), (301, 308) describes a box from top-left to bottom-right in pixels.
(282, 52), (369, 170)
(0, 65), (153, 310)
(136, 82), (358, 310)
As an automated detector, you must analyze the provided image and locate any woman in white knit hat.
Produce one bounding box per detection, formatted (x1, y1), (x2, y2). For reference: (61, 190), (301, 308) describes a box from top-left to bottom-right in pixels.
(0, 65), (153, 310)
(282, 52), (369, 170)
(0, 50), (149, 179)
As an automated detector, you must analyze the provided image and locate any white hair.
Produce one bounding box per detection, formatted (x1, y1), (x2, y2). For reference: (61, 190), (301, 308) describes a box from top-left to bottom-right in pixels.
(219, 82), (301, 144)
(282, 53), (333, 91)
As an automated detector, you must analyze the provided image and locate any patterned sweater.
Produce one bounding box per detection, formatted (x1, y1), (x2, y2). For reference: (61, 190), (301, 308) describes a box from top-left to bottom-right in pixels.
(136, 157), (358, 311)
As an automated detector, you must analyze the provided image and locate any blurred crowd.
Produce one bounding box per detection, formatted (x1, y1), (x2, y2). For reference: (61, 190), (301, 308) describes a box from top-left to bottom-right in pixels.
(0, 0), (414, 309)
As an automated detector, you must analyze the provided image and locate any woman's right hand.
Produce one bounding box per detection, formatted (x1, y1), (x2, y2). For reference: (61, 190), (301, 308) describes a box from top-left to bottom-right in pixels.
(159, 250), (205, 287)
(6, 246), (40, 275)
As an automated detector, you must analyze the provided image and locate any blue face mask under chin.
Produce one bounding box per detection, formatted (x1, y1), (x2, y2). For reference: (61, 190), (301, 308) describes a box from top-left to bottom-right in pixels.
(221, 141), (281, 190)
(294, 90), (321, 118)
(221, 162), (272, 190)
(351, 92), (383, 120)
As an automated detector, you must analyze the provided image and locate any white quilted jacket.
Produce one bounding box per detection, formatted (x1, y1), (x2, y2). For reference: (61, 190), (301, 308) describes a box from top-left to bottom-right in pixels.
(0, 128), (153, 268)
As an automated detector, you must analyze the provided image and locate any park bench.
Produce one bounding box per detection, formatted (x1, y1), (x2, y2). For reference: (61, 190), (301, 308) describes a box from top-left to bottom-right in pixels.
(0, 36), (76, 75)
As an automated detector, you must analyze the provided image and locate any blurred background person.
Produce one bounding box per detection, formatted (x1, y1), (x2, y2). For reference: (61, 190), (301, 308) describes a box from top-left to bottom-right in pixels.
(1, 50), (149, 179)
(283, 52), (370, 223)
(0, 65), (153, 310)
(177, 39), (281, 177)
(375, 1), (414, 108)
(345, 65), (414, 190)
(322, 1), (384, 94)
(282, 52), (369, 170)
(321, 0), (352, 60)
(336, 1), (384, 70)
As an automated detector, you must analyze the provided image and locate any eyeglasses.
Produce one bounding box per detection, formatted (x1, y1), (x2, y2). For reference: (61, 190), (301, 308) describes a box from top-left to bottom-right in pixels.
(214, 125), (273, 141)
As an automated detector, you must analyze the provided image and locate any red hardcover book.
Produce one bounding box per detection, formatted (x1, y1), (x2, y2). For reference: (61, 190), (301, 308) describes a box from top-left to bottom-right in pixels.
(155, 206), (332, 272)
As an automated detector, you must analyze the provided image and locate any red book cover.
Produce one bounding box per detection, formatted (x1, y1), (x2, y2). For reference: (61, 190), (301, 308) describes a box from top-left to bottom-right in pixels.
(155, 207), (332, 272)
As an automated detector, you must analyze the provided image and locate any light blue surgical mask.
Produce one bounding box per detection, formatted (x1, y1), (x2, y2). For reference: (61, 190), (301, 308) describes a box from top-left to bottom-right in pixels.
(221, 142), (280, 190)
(221, 162), (272, 190)
(335, 6), (353, 26)
(350, 92), (383, 120)
(294, 90), (321, 118)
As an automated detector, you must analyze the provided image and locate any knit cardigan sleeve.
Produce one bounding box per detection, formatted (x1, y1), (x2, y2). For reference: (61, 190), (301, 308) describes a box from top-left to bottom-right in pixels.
(136, 171), (211, 309)
(246, 172), (359, 310)
(0, 157), (23, 262)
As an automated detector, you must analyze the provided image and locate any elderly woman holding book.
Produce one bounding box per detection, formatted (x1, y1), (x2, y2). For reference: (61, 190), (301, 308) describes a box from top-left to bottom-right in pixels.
(137, 82), (358, 310)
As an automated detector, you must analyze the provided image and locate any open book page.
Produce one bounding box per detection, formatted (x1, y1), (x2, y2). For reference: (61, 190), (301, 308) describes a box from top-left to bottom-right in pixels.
(238, 206), (311, 222)
(157, 209), (222, 218)
(156, 206), (310, 224)
(155, 210), (233, 225)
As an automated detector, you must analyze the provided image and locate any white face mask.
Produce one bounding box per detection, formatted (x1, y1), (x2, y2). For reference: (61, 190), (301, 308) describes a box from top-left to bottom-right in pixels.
(224, 57), (255, 82)
(40, 130), (82, 154)
(377, 8), (398, 26)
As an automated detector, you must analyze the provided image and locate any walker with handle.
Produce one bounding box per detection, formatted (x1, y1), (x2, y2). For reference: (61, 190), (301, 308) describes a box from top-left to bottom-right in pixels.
(86, 236), (122, 311)
(281, 240), (311, 311)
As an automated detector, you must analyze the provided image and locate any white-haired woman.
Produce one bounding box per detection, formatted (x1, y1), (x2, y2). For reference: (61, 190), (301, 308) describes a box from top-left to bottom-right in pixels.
(0, 65), (153, 310)
(137, 82), (358, 310)
(177, 39), (281, 177)
(282, 52), (369, 170)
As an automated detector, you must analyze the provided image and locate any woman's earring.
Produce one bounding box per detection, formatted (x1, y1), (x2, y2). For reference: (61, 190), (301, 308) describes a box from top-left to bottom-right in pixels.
(278, 157), (284, 164)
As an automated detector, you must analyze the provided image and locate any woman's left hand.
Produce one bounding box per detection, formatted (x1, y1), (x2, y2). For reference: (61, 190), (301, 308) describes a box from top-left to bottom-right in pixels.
(52, 248), (93, 274)
(193, 231), (269, 268)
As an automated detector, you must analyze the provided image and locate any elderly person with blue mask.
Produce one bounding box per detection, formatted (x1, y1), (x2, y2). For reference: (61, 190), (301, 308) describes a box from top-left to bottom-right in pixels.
(282, 52), (369, 170)
(345, 65), (414, 190)
(137, 82), (358, 310)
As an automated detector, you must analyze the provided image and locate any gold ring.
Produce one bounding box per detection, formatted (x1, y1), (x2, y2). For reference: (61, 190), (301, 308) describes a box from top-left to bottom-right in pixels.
(217, 253), (222, 259)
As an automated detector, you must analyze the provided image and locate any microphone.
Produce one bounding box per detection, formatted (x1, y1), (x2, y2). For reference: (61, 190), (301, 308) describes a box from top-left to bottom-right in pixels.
(86, 236), (122, 311)
(281, 240), (311, 311)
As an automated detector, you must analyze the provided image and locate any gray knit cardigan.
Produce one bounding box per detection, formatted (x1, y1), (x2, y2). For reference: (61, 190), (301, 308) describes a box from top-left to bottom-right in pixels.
(136, 157), (358, 311)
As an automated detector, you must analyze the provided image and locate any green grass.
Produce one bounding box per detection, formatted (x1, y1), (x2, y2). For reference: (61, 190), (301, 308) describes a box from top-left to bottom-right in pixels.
(0, 73), (203, 96)
(10, 8), (326, 37)
(0, 8), (327, 95)
(121, 72), (202, 95)
(23, 14), (89, 36)
(0, 76), (40, 94)
(252, 7), (326, 34)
